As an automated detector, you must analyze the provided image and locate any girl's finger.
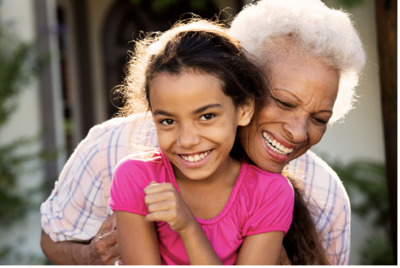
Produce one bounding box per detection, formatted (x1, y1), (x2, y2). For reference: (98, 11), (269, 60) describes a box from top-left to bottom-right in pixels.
(144, 182), (174, 194)
(145, 210), (174, 223)
(147, 199), (176, 213)
(144, 189), (177, 206)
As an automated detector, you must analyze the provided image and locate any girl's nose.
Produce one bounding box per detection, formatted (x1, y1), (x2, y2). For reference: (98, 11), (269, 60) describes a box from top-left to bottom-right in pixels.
(176, 125), (201, 148)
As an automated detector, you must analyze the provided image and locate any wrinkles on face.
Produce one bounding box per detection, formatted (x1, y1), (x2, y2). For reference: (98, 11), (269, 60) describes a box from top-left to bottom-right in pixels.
(239, 48), (339, 174)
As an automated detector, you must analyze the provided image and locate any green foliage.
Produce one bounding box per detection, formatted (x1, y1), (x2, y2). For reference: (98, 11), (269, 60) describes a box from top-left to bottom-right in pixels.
(0, 136), (42, 227)
(0, 23), (41, 227)
(330, 160), (394, 265)
(0, 30), (32, 127)
(359, 236), (394, 265)
(0, 20), (47, 264)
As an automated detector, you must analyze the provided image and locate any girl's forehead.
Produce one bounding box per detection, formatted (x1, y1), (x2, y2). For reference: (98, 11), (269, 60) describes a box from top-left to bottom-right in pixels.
(149, 71), (232, 111)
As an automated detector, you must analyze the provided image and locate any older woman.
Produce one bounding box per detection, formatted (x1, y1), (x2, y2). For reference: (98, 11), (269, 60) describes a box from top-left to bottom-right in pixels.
(40, 0), (365, 265)
(229, 0), (365, 264)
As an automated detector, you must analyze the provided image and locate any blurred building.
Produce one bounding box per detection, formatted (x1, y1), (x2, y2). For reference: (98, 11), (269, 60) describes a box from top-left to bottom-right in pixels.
(0, 0), (395, 264)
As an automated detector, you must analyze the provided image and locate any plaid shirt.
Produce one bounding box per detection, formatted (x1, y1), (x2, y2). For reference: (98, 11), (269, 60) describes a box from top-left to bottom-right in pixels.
(40, 112), (350, 265)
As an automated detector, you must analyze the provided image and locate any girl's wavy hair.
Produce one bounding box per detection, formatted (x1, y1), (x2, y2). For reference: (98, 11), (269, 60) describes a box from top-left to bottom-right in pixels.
(229, 0), (366, 124)
(115, 18), (268, 116)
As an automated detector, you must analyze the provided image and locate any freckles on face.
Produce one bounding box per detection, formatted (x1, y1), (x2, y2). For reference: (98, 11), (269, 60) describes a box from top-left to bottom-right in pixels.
(239, 51), (339, 174)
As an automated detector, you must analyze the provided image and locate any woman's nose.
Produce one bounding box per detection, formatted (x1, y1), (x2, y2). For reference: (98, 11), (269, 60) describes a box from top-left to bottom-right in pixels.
(284, 113), (309, 143)
(176, 125), (200, 148)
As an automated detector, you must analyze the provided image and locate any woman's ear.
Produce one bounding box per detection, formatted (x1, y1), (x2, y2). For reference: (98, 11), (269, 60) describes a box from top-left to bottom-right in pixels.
(237, 99), (255, 126)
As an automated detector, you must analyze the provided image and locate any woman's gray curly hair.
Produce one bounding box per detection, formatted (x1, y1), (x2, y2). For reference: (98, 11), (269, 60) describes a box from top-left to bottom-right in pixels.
(229, 0), (366, 124)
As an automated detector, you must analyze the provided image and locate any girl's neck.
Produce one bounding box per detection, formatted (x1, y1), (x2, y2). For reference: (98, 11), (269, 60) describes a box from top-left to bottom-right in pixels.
(173, 156), (241, 220)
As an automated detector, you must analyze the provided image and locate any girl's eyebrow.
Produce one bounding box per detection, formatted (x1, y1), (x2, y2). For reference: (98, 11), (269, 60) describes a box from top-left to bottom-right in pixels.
(152, 110), (173, 117)
(152, 103), (223, 117)
(194, 103), (222, 114)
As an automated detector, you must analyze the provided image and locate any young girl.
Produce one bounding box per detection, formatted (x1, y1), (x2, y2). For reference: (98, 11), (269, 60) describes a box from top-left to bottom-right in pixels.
(108, 19), (294, 265)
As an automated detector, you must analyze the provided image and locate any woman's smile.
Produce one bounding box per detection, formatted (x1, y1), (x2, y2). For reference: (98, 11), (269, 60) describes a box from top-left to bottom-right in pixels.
(262, 132), (294, 155)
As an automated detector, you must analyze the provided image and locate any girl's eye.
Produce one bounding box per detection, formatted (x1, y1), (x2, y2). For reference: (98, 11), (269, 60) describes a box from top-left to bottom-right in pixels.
(200, 113), (215, 121)
(160, 119), (175, 126)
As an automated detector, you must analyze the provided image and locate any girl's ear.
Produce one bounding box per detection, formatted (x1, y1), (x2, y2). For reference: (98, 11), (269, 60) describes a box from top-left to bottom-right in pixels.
(237, 99), (255, 126)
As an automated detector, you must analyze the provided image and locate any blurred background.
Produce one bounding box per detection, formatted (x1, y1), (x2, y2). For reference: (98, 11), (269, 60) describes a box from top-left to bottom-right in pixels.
(0, 0), (396, 265)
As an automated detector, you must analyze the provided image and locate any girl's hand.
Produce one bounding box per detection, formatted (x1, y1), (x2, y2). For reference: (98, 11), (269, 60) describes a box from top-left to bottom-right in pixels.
(144, 182), (196, 233)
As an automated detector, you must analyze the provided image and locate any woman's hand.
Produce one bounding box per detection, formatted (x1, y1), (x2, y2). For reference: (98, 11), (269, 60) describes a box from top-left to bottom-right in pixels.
(144, 182), (197, 232)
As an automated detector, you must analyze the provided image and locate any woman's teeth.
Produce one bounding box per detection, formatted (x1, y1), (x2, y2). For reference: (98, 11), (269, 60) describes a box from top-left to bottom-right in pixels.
(262, 132), (294, 155)
(180, 150), (211, 162)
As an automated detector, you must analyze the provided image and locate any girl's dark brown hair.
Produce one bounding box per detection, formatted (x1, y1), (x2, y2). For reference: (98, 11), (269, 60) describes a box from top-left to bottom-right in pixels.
(283, 176), (330, 264)
(116, 19), (267, 116)
(143, 26), (267, 111)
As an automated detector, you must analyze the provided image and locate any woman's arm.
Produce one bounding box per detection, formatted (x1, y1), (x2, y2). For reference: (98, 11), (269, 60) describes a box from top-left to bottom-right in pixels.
(115, 211), (161, 264)
(236, 231), (284, 265)
(144, 182), (222, 265)
(40, 215), (120, 264)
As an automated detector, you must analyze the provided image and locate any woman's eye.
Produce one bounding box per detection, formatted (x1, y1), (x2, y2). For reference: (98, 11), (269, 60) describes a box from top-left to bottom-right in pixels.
(200, 113), (215, 121)
(313, 117), (328, 125)
(160, 119), (175, 126)
(273, 97), (294, 109)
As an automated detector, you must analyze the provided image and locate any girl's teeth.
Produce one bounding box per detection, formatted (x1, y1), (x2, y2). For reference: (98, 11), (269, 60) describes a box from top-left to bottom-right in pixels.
(262, 132), (294, 155)
(180, 150), (210, 162)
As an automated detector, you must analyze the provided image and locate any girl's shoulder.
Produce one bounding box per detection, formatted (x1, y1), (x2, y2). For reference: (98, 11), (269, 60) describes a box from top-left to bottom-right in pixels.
(113, 149), (167, 182)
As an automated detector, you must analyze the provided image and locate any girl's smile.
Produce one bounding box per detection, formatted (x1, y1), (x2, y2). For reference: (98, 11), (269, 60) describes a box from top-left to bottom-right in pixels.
(178, 149), (213, 163)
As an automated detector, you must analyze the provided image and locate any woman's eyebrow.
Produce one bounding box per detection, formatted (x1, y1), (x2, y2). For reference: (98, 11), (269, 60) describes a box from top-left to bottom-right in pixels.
(274, 88), (302, 102)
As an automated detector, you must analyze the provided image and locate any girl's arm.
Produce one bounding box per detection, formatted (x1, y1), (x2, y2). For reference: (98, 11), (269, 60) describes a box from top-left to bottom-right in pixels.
(236, 231), (284, 265)
(177, 220), (222, 265)
(115, 211), (161, 264)
(144, 182), (222, 265)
